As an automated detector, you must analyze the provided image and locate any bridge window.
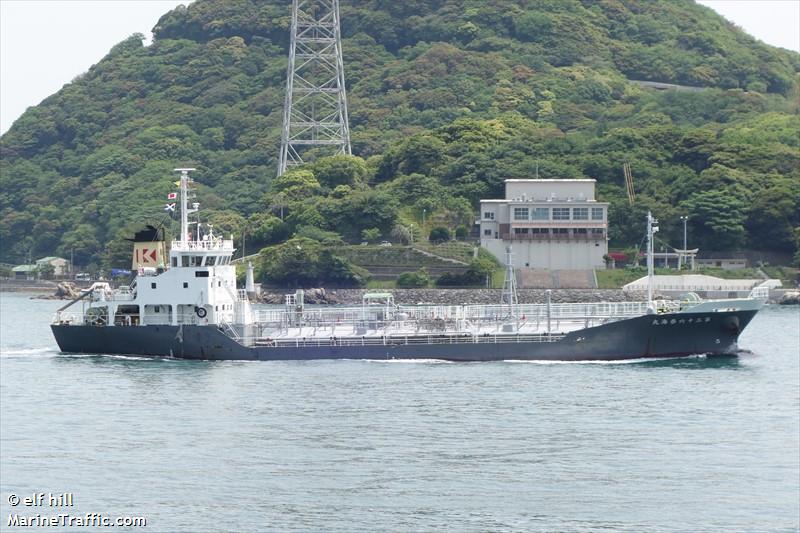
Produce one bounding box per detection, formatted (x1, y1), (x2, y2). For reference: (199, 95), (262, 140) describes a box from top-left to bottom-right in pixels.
(151, 283), (156, 289)
(207, 256), (217, 266)
(171, 257), (177, 267)
(183, 282), (188, 288)
(181, 256), (189, 267)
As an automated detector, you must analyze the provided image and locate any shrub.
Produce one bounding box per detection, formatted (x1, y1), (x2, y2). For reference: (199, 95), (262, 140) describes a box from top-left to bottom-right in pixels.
(361, 228), (381, 242)
(429, 226), (451, 243)
(396, 269), (430, 288)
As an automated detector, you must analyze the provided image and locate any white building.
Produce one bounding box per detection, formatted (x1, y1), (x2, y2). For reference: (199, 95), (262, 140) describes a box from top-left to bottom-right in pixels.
(480, 179), (609, 270)
(35, 256), (70, 277)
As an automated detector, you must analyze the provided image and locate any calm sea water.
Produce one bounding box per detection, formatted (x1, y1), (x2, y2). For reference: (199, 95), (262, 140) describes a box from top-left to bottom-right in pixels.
(1, 292), (798, 532)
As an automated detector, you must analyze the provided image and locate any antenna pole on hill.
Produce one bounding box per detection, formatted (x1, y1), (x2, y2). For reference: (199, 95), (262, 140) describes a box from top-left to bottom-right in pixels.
(278, 0), (351, 177)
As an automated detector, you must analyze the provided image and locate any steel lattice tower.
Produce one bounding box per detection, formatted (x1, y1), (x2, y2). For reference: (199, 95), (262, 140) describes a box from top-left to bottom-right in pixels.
(278, 0), (351, 176)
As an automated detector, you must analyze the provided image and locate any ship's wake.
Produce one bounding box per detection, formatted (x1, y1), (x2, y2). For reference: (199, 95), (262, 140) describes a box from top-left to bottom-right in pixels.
(0, 346), (60, 358)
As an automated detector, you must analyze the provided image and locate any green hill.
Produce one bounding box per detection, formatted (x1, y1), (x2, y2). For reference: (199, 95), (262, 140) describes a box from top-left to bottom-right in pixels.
(1, 0), (798, 272)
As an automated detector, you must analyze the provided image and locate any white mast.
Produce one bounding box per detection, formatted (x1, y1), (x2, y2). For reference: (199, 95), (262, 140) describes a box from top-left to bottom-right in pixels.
(646, 211), (659, 312)
(501, 245), (518, 309)
(174, 168), (196, 245)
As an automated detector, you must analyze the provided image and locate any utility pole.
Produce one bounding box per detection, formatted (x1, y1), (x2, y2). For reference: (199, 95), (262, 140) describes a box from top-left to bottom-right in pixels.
(278, 0), (351, 176)
(679, 215), (688, 270)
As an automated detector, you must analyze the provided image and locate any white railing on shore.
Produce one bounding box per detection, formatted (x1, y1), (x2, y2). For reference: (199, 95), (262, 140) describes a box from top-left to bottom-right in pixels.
(748, 286), (770, 300)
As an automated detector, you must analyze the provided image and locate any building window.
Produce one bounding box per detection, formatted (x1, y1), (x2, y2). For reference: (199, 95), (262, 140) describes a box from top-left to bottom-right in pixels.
(514, 227), (529, 234)
(531, 228), (549, 234)
(553, 228), (569, 235)
(573, 208), (588, 220)
(483, 211), (495, 220)
(484, 229), (492, 236)
(553, 208), (570, 220)
(513, 207), (529, 221)
(591, 228), (605, 236)
(592, 207), (604, 220)
(532, 207), (549, 220)
(574, 228), (588, 234)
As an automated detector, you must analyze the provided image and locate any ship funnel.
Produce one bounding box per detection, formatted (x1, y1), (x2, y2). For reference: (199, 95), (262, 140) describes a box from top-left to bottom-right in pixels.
(128, 225), (167, 272)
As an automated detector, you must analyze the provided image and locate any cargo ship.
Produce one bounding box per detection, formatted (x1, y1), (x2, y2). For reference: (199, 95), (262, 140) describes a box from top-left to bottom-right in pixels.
(51, 169), (767, 362)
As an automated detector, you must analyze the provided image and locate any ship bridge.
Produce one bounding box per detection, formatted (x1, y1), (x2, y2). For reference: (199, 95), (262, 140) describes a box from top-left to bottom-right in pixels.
(169, 238), (235, 268)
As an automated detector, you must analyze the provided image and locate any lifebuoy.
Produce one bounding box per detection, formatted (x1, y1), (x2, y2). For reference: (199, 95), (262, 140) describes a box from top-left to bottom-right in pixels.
(195, 307), (207, 318)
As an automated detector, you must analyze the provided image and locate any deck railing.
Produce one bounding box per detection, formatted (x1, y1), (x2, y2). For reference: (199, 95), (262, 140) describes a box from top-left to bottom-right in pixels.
(251, 300), (677, 330)
(247, 332), (567, 349)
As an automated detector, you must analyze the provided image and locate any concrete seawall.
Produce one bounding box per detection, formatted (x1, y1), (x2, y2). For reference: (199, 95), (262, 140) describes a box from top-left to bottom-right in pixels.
(0, 279), (58, 293)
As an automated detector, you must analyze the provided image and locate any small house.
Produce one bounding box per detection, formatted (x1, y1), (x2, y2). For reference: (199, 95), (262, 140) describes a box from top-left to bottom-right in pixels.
(12, 265), (38, 280)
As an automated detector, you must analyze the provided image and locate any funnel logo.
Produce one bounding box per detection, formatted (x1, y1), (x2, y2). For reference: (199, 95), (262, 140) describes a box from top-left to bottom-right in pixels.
(133, 245), (160, 267)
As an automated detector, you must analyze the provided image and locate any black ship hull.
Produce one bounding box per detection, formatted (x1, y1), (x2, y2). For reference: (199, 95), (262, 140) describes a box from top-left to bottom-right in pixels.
(51, 309), (757, 362)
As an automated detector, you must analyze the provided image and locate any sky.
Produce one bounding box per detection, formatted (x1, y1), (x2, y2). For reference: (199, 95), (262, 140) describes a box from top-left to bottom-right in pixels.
(1, 0), (799, 134)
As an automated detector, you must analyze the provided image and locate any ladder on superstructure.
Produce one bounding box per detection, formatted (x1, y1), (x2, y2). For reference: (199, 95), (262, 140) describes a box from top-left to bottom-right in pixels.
(278, 0), (351, 176)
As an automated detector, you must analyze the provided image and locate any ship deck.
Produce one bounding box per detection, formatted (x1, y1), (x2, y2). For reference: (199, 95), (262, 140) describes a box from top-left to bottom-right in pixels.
(231, 301), (683, 347)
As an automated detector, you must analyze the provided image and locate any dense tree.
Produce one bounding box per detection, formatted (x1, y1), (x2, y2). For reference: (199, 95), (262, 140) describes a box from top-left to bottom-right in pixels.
(0, 0), (797, 268)
(257, 237), (367, 287)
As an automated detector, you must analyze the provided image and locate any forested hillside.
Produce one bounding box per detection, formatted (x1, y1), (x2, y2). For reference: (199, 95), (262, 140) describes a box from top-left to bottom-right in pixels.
(1, 0), (798, 271)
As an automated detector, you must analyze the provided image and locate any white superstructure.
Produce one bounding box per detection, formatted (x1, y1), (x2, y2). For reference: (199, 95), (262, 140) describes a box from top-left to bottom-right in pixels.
(59, 169), (253, 328)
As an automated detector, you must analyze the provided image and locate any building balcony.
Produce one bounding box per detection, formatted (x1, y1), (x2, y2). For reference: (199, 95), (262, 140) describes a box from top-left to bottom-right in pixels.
(500, 232), (606, 242)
